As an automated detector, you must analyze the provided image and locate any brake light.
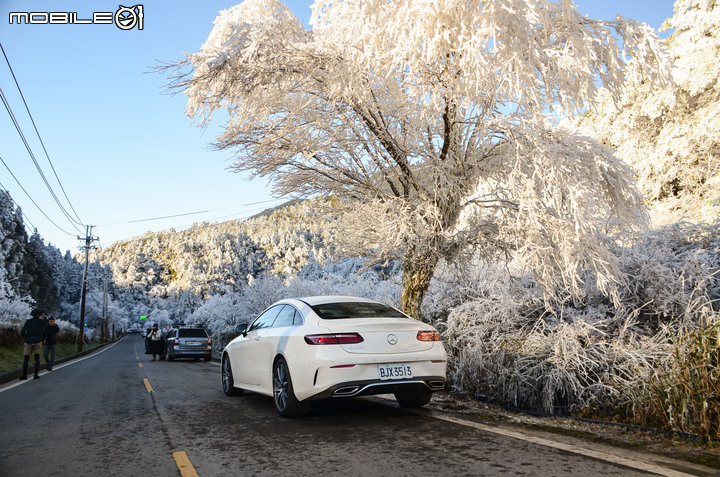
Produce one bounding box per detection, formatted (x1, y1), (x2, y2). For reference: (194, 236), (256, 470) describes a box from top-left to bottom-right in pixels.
(207, 337), (212, 345)
(417, 330), (441, 341)
(173, 338), (179, 346)
(304, 333), (364, 345)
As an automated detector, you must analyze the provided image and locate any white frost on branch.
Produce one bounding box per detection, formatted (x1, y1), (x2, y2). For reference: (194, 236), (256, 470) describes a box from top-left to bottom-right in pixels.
(574, 0), (720, 226)
(175, 0), (670, 312)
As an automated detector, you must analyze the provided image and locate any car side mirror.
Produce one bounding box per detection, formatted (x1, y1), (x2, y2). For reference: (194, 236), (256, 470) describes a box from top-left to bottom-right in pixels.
(235, 323), (248, 336)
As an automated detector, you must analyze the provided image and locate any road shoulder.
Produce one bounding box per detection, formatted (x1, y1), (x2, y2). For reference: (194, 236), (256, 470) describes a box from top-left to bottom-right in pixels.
(400, 391), (720, 476)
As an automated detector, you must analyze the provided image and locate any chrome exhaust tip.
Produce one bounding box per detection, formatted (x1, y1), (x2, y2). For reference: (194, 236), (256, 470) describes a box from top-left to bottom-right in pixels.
(334, 386), (361, 396)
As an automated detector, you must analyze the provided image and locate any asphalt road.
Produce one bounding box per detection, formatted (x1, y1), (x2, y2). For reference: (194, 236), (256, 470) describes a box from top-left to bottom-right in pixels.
(0, 336), (703, 476)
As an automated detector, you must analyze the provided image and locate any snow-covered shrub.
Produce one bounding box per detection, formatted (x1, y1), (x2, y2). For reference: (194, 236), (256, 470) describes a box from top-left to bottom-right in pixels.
(0, 292), (33, 324)
(443, 221), (720, 434)
(618, 221), (720, 331)
(54, 319), (79, 344)
(189, 258), (403, 350)
(445, 291), (672, 415)
(0, 296), (33, 346)
(286, 258), (402, 307)
(0, 322), (22, 347)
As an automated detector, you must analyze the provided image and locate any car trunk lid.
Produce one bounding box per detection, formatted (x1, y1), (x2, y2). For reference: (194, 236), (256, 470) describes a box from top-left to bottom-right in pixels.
(321, 318), (435, 354)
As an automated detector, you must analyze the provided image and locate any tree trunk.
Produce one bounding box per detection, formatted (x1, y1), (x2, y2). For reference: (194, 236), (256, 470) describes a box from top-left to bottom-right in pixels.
(401, 247), (440, 320)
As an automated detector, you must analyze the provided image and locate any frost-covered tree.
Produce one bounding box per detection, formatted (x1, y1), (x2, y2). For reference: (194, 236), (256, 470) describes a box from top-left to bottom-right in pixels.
(575, 0), (720, 225)
(25, 232), (60, 314)
(0, 190), (29, 297)
(170, 0), (669, 317)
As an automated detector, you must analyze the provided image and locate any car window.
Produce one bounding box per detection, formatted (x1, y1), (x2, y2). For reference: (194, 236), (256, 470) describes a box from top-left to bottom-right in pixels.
(293, 309), (304, 325)
(248, 305), (283, 332)
(271, 305), (297, 328)
(178, 329), (208, 338)
(311, 302), (407, 320)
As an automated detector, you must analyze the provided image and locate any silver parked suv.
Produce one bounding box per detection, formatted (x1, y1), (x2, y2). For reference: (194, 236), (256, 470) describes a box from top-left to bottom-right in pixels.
(164, 327), (212, 361)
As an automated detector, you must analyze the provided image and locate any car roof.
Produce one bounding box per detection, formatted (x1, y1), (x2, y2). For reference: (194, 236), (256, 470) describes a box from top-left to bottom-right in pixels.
(290, 295), (382, 306)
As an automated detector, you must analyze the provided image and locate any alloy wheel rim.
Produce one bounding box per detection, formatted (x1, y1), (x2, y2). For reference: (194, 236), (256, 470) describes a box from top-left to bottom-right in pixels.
(222, 359), (230, 391)
(274, 363), (288, 411)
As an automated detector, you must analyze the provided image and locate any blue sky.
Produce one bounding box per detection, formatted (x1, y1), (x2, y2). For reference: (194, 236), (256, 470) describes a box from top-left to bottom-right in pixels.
(1, 0), (676, 254)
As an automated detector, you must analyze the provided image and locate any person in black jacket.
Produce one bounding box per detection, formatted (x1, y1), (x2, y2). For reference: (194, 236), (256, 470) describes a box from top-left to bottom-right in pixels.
(20, 309), (47, 380)
(147, 323), (164, 361)
(42, 317), (60, 372)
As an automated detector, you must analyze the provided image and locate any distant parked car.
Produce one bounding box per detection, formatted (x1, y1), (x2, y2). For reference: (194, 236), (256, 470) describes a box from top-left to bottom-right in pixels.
(164, 327), (212, 361)
(221, 296), (447, 418)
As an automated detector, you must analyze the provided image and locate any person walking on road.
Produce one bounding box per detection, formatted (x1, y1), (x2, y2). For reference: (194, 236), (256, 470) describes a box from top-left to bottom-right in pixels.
(148, 323), (163, 361)
(42, 317), (60, 371)
(20, 309), (47, 380)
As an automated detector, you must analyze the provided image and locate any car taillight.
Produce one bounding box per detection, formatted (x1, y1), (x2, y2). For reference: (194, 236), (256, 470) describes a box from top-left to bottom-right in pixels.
(304, 333), (364, 345)
(173, 338), (179, 346)
(416, 330), (441, 341)
(207, 337), (212, 345)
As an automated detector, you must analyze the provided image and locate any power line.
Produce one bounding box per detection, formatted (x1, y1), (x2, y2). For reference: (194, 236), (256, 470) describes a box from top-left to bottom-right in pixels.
(96, 200), (294, 248)
(0, 87), (84, 235)
(95, 198), (286, 227)
(0, 42), (84, 226)
(0, 156), (77, 236)
(128, 209), (210, 224)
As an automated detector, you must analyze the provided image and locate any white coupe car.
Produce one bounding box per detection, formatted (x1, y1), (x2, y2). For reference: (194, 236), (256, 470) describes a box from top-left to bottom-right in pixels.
(221, 296), (447, 417)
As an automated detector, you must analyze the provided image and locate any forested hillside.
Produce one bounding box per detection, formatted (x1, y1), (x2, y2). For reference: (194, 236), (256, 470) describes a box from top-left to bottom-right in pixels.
(85, 198), (346, 329)
(0, 190), (85, 344)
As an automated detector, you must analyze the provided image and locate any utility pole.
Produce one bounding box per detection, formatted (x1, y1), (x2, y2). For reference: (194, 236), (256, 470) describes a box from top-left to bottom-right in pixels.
(77, 225), (98, 352)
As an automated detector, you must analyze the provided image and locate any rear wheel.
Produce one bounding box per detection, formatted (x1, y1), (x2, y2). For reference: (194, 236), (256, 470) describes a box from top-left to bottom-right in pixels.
(273, 358), (309, 418)
(394, 388), (433, 408)
(222, 354), (243, 396)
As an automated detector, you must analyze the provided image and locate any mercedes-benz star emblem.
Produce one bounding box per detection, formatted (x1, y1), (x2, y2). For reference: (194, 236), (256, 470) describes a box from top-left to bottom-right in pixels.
(387, 334), (398, 345)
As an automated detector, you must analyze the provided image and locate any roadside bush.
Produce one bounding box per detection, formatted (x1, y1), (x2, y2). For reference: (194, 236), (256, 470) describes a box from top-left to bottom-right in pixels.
(0, 322), (22, 347)
(442, 221), (720, 436)
(0, 319), (78, 348)
(56, 319), (79, 343)
(445, 296), (669, 416)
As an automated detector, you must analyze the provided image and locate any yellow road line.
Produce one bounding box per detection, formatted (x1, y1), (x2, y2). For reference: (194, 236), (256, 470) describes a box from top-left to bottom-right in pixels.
(173, 451), (199, 477)
(143, 378), (154, 393)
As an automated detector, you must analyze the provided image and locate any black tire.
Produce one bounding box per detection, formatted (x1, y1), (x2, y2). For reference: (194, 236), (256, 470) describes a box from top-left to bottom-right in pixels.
(273, 358), (309, 418)
(394, 388), (433, 408)
(166, 352), (174, 362)
(222, 354), (243, 396)
(204, 356), (211, 362)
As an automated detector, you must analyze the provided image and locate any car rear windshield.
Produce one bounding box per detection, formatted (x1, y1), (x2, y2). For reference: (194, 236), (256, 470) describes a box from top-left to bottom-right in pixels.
(178, 329), (208, 338)
(311, 302), (407, 320)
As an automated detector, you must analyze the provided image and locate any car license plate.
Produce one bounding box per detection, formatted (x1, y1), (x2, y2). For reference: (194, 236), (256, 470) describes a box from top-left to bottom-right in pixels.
(186, 341), (202, 346)
(378, 363), (412, 380)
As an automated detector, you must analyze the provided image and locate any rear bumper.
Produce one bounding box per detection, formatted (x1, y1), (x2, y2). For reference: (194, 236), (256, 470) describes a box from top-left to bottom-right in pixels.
(304, 376), (446, 401)
(168, 348), (211, 358)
